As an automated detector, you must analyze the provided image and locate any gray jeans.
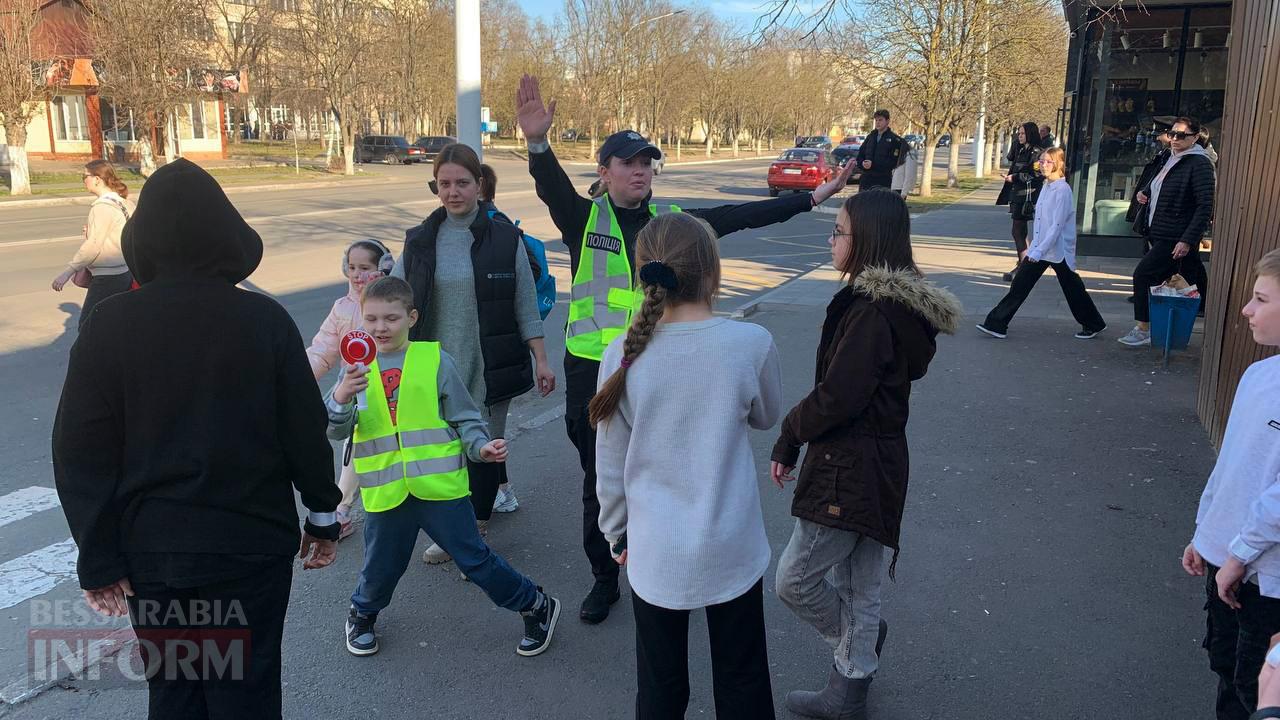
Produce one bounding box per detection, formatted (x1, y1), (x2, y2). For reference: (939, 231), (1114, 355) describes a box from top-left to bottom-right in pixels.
(776, 518), (886, 679)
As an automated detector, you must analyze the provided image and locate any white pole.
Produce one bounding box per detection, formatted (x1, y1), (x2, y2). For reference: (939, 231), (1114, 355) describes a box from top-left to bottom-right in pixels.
(455, 0), (482, 158)
(974, 3), (989, 178)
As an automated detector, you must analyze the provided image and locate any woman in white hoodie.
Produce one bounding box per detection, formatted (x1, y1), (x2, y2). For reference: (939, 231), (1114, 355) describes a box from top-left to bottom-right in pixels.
(51, 161), (136, 329)
(977, 147), (1107, 340)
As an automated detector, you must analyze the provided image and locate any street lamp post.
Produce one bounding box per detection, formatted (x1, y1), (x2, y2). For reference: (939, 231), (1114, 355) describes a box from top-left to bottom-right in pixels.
(456, 0), (482, 157)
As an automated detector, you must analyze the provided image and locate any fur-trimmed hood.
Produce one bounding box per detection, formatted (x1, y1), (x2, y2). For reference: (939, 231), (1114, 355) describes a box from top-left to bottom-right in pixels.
(851, 265), (962, 335)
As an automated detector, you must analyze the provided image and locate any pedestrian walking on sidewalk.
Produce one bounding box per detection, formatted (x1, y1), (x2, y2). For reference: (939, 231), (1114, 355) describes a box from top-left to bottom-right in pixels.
(306, 239), (397, 540)
(771, 189), (960, 720)
(328, 277), (560, 659)
(392, 144), (556, 565)
(855, 110), (903, 192)
(51, 160), (137, 329)
(514, 73), (854, 625)
(1118, 117), (1216, 347)
(52, 159), (343, 720)
(976, 148), (1106, 340)
(995, 122), (1045, 282)
(1181, 248), (1280, 720)
(592, 213), (783, 720)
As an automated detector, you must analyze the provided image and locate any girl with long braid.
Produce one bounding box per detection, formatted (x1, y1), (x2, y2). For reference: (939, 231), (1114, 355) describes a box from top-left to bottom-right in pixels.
(591, 213), (784, 719)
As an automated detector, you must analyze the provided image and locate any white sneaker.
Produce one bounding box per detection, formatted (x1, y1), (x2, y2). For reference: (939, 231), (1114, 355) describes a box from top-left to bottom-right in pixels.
(493, 485), (520, 513)
(422, 542), (451, 564)
(1117, 326), (1151, 347)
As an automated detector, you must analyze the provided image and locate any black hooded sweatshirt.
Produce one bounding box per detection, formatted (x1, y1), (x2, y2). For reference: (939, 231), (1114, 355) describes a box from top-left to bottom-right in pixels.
(52, 159), (340, 590)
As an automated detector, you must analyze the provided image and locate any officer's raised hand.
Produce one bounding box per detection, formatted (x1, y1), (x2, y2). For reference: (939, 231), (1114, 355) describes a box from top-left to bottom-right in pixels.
(516, 74), (556, 144)
(811, 159), (857, 205)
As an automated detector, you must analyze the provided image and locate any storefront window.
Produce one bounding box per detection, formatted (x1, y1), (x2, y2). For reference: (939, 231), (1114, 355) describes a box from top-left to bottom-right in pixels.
(1067, 4), (1230, 241)
(100, 99), (136, 143)
(52, 95), (89, 142)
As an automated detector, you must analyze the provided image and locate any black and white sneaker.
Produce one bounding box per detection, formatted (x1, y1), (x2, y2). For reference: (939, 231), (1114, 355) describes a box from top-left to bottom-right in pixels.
(345, 608), (378, 656)
(975, 324), (1007, 339)
(517, 593), (560, 657)
(1074, 327), (1104, 340)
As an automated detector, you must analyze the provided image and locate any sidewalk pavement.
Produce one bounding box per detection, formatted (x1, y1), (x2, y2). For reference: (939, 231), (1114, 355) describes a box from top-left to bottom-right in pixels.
(4, 183), (1217, 719)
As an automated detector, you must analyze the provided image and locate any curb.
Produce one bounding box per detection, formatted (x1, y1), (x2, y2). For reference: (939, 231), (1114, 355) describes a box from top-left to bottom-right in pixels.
(0, 176), (406, 210)
(730, 263), (836, 320)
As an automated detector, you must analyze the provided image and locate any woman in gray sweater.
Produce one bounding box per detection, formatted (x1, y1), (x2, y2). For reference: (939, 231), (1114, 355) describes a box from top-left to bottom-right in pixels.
(394, 144), (555, 563)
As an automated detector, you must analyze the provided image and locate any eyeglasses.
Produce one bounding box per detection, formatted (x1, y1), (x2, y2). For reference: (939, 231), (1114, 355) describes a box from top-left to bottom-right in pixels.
(81, 174), (92, 180)
(1166, 130), (1196, 140)
(830, 229), (853, 240)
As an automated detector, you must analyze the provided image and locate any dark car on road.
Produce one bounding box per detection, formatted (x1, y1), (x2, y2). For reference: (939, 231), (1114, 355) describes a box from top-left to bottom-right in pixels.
(936, 134), (952, 147)
(768, 148), (836, 196)
(796, 135), (833, 150)
(413, 135), (456, 159)
(355, 135), (424, 164)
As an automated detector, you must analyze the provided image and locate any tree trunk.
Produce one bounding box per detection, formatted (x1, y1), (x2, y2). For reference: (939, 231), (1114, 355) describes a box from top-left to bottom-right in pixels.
(947, 131), (960, 188)
(991, 129), (1002, 171)
(676, 135), (681, 161)
(137, 133), (159, 177)
(4, 122), (31, 195)
(919, 142), (937, 197)
(165, 112), (180, 162)
(343, 114), (357, 176)
(704, 124), (712, 158)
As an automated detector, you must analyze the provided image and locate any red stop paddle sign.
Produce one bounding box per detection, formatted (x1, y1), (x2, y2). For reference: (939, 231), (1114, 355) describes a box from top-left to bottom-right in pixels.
(340, 330), (377, 366)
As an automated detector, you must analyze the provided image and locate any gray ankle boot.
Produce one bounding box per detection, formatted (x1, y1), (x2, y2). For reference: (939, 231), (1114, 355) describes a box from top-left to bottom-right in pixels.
(785, 667), (871, 720)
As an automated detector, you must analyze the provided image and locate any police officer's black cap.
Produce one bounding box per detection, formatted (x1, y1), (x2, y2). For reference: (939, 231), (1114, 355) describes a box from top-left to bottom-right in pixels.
(598, 130), (662, 166)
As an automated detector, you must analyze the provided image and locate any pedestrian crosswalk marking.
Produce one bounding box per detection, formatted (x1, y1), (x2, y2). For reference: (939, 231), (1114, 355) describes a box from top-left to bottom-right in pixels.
(0, 538), (79, 610)
(0, 486), (61, 529)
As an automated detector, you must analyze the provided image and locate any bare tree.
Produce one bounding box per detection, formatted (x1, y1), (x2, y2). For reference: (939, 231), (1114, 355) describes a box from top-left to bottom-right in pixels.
(1, 0), (54, 195)
(87, 0), (208, 175)
(295, 0), (385, 174)
(204, 0), (280, 144)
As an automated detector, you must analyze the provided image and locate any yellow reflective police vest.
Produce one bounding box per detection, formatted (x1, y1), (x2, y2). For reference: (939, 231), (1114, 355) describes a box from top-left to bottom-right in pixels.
(565, 195), (681, 361)
(351, 341), (469, 512)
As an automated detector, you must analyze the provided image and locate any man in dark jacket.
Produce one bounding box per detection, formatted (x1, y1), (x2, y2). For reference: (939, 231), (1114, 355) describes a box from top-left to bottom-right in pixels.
(52, 159), (341, 719)
(515, 74), (854, 625)
(855, 110), (903, 191)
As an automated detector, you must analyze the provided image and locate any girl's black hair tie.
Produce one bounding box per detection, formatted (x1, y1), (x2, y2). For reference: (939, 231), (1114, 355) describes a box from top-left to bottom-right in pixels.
(639, 261), (679, 291)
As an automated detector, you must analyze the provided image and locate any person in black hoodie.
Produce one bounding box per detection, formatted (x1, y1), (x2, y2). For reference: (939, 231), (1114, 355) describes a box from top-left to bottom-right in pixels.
(996, 122), (1045, 281)
(515, 74), (855, 625)
(52, 158), (341, 719)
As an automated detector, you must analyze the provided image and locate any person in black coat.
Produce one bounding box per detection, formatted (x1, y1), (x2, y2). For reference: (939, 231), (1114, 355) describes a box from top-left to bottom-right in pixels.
(1117, 117), (1216, 347)
(52, 159), (341, 719)
(996, 122), (1044, 281)
(855, 109), (904, 191)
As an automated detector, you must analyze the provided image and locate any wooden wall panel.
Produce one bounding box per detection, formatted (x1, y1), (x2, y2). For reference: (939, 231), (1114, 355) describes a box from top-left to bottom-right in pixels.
(1197, 0), (1280, 448)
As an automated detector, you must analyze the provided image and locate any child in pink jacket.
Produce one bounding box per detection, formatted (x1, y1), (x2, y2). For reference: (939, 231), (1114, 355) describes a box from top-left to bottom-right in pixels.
(306, 239), (395, 538)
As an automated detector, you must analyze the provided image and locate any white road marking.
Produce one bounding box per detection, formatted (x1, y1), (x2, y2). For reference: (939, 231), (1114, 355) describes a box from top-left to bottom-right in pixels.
(0, 538), (79, 610)
(0, 486), (61, 529)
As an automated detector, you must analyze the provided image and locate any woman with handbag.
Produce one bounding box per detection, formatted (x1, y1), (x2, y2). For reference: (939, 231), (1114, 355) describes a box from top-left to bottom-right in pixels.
(51, 161), (136, 329)
(1117, 117), (1216, 347)
(997, 123), (1045, 282)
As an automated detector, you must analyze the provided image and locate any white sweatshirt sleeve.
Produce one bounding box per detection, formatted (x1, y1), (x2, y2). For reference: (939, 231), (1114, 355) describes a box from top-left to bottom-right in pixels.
(594, 344), (631, 546)
(1230, 470), (1280, 564)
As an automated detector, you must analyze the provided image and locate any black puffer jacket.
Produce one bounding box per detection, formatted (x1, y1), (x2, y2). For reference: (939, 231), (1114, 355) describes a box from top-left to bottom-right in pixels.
(1138, 149), (1216, 245)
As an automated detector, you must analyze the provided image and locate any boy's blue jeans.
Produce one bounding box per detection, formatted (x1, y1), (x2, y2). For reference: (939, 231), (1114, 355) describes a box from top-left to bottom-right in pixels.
(351, 496), (538, 616)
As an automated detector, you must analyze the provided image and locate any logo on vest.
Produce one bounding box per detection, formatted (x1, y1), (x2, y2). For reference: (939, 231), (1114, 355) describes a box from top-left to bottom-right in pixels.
(585, 232), (622, 255)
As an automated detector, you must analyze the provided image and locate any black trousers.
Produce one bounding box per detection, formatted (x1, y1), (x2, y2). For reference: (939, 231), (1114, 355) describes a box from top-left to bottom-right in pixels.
(80, 272), (133, 330)
(632, 580), (775, 720)
(126, 558), (293, 720)
(858, 175), (891, 191)
(1132, 238), (1208, 323)
(467, 459), (502, 522)
(1204, 564), (1280, 720)
(566, 408), (618, 584)
(982, 259), (1106, 334)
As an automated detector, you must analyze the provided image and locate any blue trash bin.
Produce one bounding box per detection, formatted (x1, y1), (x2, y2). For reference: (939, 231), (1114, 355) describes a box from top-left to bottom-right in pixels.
(1149, 293), (1199, 358)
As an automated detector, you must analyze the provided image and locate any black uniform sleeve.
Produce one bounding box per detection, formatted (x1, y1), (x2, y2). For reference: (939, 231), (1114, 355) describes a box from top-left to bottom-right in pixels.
(528, 146), (593, 245)
(275, 315), (342, 533)
(687, 192), (815, 238)
(1179, 157), (1217, 246)
(53, 316), (128, 590)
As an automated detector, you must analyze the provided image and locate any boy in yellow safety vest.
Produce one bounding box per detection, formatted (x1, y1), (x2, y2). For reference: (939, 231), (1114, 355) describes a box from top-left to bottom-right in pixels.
(325, 276), (560, 657)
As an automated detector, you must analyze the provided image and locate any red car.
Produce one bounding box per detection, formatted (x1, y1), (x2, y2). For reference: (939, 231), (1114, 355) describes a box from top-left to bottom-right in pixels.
(768, 148), (836, 196)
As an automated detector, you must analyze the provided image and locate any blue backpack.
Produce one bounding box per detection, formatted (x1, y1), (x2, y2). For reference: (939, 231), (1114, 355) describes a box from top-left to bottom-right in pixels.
(487, 208), (556, 320)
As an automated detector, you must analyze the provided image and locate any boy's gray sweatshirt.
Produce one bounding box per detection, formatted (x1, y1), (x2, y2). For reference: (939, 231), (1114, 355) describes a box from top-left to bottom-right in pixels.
(324, 347), (490, 463)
